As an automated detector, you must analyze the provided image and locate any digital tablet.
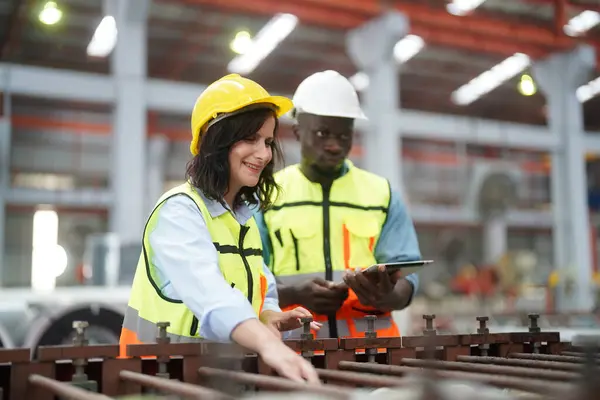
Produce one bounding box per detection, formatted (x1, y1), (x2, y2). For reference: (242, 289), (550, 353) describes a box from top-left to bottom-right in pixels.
(362, 260), (434, 276)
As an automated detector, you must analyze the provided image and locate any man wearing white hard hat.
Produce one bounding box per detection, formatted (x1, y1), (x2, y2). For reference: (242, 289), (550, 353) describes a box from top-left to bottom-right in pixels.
(254, 70), (421, 339)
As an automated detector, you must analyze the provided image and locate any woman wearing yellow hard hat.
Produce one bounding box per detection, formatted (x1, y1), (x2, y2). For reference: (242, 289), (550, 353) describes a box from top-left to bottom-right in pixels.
(119, 74), (321, 384)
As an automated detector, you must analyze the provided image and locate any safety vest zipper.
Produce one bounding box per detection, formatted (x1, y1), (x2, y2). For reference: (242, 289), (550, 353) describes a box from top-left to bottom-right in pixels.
(239, 225), (254, 304)
(321, 182), (338, 338)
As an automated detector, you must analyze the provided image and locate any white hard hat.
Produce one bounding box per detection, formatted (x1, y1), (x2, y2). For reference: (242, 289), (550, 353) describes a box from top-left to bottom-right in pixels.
(292, 70), (368, 120)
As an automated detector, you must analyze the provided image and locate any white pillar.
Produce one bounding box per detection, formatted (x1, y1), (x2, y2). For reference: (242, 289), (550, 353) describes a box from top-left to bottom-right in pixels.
(107, 0), (150, 245)
(533, 45), (597, 311)
(0, 83), (12, 286)
(346, 11), (408, 191)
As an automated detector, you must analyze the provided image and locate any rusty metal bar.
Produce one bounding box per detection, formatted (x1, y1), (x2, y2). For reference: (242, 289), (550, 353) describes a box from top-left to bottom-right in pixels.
(27, 374), (112, 400)
(338, 361), (572, 395)
(317, 368), (412, 387)
(400, 357), (578, 381)
(508, 353), (600, 364)
(119, 370), (231, 400)
(562, 351), (600, 358)
(456, 355), (583, 372)
(197, 367), (352, 398)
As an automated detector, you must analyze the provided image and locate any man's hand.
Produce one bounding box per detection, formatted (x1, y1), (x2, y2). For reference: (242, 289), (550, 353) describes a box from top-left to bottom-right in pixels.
(295, 277), (348, 314)
(342, 265), (406, 311)
(260, 307), (322, 338)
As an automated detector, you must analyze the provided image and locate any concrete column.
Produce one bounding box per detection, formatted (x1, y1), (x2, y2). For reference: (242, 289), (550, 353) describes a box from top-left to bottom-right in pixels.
(532, 45), (597, 311)
(146, 134), (169, 214)
(0, 83), (12, 286)
(346, 11), (408, 191)
(483, 215), (507, 264)
(106, 0), (150, 245)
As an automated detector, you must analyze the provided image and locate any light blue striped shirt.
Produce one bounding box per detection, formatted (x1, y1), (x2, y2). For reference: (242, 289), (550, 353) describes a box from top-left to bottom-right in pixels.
(254, 162), (421, 301)
(148, 189), (281, 343)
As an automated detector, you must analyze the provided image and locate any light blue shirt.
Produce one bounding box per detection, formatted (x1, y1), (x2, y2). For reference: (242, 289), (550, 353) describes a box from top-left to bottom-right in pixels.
(148, 189), (281, 343)
(254, 161), (421, 302)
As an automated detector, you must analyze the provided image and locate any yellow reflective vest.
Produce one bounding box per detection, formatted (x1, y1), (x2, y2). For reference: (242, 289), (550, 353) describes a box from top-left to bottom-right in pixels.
(119, 182), (267, 357)
(263, 160), (399, 339)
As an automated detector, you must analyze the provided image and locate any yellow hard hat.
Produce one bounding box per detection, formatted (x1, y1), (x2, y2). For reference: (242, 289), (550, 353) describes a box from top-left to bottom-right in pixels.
(189, 74), (294, 156)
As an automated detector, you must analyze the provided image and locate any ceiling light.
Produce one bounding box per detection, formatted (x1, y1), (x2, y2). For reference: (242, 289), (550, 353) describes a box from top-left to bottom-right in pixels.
(577, 76), (600, 103)
(393, 35), (425, 64)
(451, 53), (531, 105)
(230, 31), (253, 55)
(87, 16), (118, 58)
(446, 0), (487, 16)
(39, 1), (63, 25)
(517, 74), (536, 96)
(228, 13), (298, 75)
(564, 10), (600, 37)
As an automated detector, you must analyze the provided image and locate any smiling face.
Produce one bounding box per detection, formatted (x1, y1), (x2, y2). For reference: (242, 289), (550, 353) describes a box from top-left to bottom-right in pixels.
(228, 115), (276, 194)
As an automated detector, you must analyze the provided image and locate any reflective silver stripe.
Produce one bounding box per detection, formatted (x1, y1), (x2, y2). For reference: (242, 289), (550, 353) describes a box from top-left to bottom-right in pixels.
(276, 271), (345, 286)
(122, 306), (202, 344)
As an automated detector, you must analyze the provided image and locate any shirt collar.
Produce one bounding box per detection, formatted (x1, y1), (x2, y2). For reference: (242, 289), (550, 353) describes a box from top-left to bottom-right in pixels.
(196, 188), (254, 224)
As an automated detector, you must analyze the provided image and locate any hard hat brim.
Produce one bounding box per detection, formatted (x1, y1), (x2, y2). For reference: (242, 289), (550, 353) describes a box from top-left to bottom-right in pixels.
(189, 95), (294, 156)
(294, 105), (368, 120)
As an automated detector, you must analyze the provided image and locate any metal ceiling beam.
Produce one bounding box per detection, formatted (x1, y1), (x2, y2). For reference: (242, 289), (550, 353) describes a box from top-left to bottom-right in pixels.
(3, 62), (600, 153)
(173, 0), (597, 53)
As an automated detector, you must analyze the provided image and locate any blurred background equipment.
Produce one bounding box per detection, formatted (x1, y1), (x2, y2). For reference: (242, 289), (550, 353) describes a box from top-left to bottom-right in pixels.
(1, 0), (600, 347)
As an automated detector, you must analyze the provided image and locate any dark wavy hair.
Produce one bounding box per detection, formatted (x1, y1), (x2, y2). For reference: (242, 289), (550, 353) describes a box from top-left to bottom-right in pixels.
(185, 105), (283, 211)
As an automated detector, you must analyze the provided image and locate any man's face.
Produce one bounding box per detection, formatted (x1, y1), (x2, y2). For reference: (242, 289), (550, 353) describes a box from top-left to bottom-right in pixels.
(295, 113), (354, 172)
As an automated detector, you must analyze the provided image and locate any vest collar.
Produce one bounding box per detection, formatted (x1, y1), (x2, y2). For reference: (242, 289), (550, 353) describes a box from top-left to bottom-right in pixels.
(195, 187), (254, 224)
(298, 159), (353, 181)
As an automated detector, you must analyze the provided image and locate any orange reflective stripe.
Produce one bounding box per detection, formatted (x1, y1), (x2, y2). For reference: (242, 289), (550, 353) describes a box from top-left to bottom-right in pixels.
(368, 237), (375, 252)
(342, 224), (351, 269)
(259, 274), (267, 314)
(118, 327), (143, 359)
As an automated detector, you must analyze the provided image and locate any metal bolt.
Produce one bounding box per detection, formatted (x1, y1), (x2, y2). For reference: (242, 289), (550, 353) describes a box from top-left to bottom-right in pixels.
(476, 316), (489, 334)
(300, 317), (313, 340)
(299, 317), (314, 360)
(156, 321), (171, 344)
(72, 321), (89, 346)
(364, 315), (377, 339)
(364, 315), (377, 363)
(423, 314), (436, 335)
(528, 313), (541, 333)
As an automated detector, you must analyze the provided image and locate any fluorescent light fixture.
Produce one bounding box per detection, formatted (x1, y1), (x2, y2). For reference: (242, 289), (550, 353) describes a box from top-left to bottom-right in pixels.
(446, 0), (487, 16)
(228, 13), (298, 75)
(577, 76), (600, 103)
(350, 34), (425, 91)
(564, 10), (600, 37)
(451, 52), (531, 105)
(87, 16), (118, 58)
(394, 34), (425, 63)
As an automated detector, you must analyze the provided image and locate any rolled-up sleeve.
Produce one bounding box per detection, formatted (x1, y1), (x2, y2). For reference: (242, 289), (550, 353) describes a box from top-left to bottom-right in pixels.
(261, 263), (282, 313)
(375, 189), (422, 298)
(148, 195), (257, 342)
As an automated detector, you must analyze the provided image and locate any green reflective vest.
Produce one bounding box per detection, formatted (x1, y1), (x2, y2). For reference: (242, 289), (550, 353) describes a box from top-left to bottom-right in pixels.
(119, 182), (266, 352)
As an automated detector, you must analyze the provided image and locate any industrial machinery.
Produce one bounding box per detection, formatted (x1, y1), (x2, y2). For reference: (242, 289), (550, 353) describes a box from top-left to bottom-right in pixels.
(0, 313), (597, 399)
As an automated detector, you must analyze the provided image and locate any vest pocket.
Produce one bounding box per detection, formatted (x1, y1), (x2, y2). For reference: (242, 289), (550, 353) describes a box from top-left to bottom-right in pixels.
(190, 315), (199, 337)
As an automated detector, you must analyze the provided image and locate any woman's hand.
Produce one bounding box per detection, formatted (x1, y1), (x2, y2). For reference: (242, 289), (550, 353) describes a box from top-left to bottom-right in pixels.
(260, 307), (322, 337)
